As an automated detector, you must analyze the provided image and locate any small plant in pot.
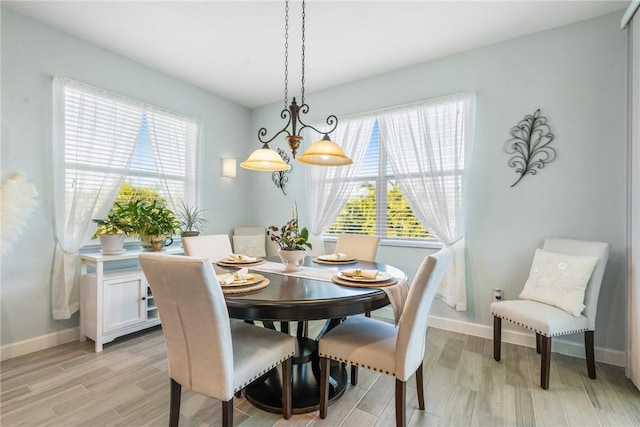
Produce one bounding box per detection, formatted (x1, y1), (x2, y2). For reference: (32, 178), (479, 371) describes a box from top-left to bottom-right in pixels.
(177, 201), (208, 238)
(268, 203), (312, 272)
(121, 198), (180, 251)
(92, 204), (135, 255)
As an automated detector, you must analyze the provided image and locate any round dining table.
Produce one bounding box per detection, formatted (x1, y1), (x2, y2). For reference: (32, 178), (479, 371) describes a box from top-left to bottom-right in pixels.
(223, 256), (407, 415)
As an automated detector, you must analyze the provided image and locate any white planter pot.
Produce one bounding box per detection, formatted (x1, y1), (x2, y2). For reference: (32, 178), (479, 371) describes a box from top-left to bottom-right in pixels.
(99, 234), (126, 255)
(278, 249), (306, 272)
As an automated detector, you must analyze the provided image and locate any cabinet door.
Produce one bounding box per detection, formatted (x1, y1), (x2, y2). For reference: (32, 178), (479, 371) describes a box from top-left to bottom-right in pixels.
(103, 274), (146, 333)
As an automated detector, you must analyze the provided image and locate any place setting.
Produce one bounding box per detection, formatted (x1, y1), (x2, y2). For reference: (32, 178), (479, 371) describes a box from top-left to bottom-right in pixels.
(331, 268), (398, 288)
(215, 253), (266, 269)
(216, 268), (270, 294)
(313, 252), (358, 265)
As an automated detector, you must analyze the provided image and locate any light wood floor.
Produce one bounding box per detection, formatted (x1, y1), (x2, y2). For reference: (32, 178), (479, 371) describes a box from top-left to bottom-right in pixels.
(2, 325), (639, 426)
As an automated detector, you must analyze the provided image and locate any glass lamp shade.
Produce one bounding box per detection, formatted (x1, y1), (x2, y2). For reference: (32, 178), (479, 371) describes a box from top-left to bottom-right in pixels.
(240, 147), (291, 172)
(297, 135), (353, 166)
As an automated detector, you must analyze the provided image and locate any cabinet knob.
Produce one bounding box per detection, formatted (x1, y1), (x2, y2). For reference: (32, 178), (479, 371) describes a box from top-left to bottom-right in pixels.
(141, 297), (146, 301)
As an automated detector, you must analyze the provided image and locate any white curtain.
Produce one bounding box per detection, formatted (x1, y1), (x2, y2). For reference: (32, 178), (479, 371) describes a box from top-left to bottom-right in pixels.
(146, 110), (200, 210)
(51, 77), (141, 319)
(623, 0), (640, 390)
(379, 93), (475, 310)
(304, 116), (375, 235)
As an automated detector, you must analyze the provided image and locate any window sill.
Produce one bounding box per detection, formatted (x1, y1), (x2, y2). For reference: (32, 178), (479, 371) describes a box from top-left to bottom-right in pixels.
(321, 235), (443, 250)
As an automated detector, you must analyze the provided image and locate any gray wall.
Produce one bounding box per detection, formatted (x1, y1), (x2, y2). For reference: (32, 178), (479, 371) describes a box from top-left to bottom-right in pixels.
(249, 11), (628, 353)
(0, 9), (252, 346)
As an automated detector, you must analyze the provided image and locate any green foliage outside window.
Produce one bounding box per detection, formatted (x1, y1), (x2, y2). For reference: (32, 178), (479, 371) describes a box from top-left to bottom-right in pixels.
(326, 182), (430, 239)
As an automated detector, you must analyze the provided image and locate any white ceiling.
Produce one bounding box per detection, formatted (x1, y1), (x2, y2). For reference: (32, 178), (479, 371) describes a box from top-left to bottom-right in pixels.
(5, 0), (629, 109)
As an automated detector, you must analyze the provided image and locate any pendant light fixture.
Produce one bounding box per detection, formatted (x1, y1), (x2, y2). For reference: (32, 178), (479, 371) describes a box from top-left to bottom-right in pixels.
(241, 0), (352, 172)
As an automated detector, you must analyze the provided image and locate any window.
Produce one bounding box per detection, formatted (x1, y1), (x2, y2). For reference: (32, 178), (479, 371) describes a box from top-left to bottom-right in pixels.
(59, 78), (199, 221)
(325, 120), (430, 240)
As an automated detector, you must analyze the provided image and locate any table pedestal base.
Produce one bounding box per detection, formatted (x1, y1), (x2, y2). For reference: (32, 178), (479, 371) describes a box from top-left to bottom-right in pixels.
(244, 338), (347, 414)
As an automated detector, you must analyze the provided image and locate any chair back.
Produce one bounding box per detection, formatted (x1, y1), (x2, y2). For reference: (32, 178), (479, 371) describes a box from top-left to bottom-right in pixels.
(542, 238), (610, 330)
(182, 234), (232, 272)
(138, 253), (234, 400)
(335, 234), (381, 261)
(395, 247), (453, 381)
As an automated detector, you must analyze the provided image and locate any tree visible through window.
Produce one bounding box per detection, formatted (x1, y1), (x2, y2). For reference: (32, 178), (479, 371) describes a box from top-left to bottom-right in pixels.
(325, 120), (431, 240)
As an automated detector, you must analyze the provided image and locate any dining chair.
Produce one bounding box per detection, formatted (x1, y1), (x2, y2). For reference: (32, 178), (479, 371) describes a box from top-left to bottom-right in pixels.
(318, 248), (453, 427)
(334, 234), (381, 261)
(491, 238), (610, 389)
(139, 253), (295, 427)
(182, 234), (232, 273)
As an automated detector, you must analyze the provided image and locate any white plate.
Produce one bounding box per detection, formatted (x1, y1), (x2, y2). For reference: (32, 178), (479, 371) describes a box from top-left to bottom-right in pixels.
(337, 271), (393, 282)
(318, 255), (357, 262)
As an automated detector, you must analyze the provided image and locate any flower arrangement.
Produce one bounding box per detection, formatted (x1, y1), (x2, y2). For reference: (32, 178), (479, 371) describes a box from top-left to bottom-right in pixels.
(268, 203), (312, 251)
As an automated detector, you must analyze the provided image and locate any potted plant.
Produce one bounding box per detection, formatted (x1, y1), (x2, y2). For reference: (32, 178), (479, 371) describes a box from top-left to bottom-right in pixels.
(177, 201), (208, 238)
(268, 203), (312, 271)
(121, 198), (180, 251)
(92, 203), (135, 254)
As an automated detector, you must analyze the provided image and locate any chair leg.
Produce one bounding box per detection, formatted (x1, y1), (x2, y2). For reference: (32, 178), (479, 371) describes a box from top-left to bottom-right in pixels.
(222, 398), (233, 427)
(585, 330), (596, 379)
(493, 316), (502, 361)
(416, 362), (425, 410)
(351, 365), (358, 385)
(319, 357), (330, 419)
(540, 335), (552, 390)
(395, 379), (407, 427)
(170, 379), (181, 427)
(281, 357), (292, 419)
(536, 333), (542, 354)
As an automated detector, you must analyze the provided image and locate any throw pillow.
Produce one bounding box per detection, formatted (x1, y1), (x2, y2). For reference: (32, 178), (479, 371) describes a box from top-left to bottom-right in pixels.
(232, 234), (266, 257)
(519, 248), (598, 316)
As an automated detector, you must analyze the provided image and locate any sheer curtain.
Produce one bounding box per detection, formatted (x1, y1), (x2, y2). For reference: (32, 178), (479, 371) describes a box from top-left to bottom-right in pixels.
(146, 110), (200, 210)
(51, 78), (142, 319)
(623, 0), (640, 390)
(304, 116), (375, 235)
(379, 92), (475, 310)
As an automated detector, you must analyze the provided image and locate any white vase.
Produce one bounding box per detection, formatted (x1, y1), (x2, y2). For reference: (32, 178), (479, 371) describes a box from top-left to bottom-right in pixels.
(278, 249), (306, 272)
(99, 234), (126, 255)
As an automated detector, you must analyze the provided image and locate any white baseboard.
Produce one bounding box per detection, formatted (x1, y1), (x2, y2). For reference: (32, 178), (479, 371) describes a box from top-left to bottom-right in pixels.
(1, 328), (80, 361)
(428, 315), (626, 367)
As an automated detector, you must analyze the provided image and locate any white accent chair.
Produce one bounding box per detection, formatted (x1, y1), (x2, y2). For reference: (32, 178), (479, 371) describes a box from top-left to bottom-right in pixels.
(182, 234), (232, 273)
(232, 227), (266, 257)
(318, 248), (453, 427)
(491, 238), (610, 389)
(334, 234), (380, 261)
(139, 253), (295, 427)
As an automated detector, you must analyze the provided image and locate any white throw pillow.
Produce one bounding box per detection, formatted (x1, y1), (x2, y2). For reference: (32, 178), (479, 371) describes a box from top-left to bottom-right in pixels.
(232, 234), (266, 257)
(519, 248), (599, 316)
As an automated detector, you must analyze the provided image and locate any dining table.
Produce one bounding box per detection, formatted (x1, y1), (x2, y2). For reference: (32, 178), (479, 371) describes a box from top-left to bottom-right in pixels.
(220, 255), (408, 415)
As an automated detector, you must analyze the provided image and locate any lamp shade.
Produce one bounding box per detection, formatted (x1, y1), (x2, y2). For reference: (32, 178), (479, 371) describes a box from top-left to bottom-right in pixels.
(297, 135), (353, 166)
(240, 147), (292, 172)
(221, 158), (237, 178)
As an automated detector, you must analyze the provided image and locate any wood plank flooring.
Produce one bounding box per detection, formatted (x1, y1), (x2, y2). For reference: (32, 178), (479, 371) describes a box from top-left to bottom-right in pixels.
(2, 324), (639, 426)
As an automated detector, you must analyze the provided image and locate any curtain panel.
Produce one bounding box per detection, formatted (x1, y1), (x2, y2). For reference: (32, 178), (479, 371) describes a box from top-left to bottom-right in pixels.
(379, 92), (476, 310)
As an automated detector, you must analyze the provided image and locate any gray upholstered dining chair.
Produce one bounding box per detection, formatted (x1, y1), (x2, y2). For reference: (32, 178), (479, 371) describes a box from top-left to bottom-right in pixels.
(318, 248), (453, 427)
(334, 234), (381, 261)
(139, 253), (295, 427)
(491, 238), (610, 390)
(182, 234), (233, 273)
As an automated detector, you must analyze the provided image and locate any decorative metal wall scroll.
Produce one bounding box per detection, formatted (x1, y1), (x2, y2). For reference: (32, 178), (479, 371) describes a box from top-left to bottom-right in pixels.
(504, 109), (556, 187)
(272, 148), (292, 195)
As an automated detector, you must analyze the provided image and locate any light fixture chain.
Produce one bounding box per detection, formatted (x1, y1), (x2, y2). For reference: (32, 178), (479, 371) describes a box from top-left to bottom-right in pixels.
(284, 0), (289, 107)
(301, 0), (306, 105)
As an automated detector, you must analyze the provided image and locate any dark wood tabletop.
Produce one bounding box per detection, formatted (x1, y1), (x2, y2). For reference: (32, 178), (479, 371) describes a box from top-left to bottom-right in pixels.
(224, 256), (407, 322)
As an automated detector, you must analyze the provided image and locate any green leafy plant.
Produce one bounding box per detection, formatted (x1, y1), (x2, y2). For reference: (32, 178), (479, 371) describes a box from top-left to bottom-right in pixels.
(177, 201), (208, 233)
(268, 203), (312, 251)
(120, 199), (180, 237)
(92, 203), (135, 235)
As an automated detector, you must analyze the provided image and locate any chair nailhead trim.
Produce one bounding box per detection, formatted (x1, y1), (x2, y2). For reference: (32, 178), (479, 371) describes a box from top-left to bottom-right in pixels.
(233, 351), (295, 392)
(491, 312), (589, 337)
(318, 353), (395, 377)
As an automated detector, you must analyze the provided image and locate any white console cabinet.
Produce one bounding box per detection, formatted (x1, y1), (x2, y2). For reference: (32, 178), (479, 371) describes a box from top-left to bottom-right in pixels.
(80, 247), (182, 352)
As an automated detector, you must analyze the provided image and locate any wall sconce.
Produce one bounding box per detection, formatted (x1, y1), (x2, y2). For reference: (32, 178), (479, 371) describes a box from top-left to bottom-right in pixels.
(221, 158), (237, 178)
